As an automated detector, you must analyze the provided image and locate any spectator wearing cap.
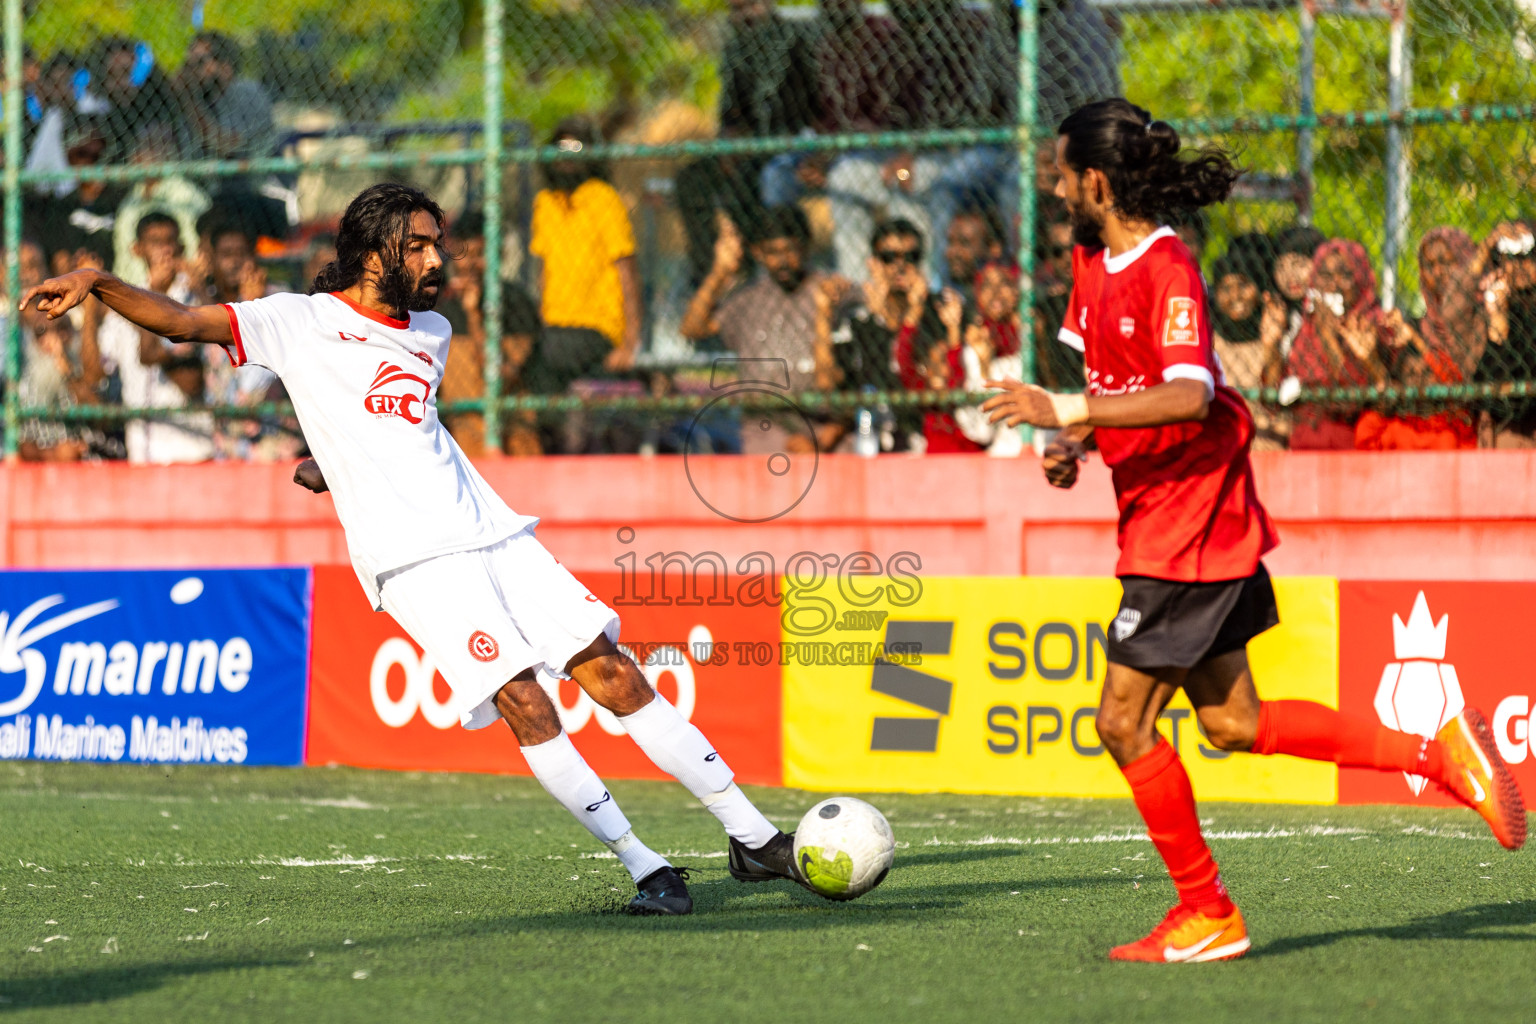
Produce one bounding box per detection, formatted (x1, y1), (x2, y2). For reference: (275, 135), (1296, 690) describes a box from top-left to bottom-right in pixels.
(681, 205), (843, 454)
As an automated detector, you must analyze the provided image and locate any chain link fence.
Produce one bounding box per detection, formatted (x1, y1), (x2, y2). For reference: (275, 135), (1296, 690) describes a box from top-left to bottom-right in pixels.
(4, 0), (1535, 462)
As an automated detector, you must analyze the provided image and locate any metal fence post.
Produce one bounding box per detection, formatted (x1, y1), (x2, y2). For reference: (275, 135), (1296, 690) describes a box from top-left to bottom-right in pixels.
(3, 0), (22, 463)
(1017, 0), (1038, 392)
(1382, 0), (1411, 311)
(1298, 0), (1316, 225)
(482, 0), (505, 454)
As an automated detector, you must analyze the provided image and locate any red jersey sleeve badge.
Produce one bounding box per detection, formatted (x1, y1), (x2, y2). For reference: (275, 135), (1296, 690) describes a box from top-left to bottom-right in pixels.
(1162, 296), (1200, 347)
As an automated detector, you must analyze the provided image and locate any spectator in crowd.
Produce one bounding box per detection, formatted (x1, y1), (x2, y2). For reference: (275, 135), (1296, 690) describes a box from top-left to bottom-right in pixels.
(27, 116), (124, 274)
(1209, 232), (1289, 450)
(96, 212), (215, 464)
(952, 259), (1026, 455)
(1032, 193), (1083, 389)
(681, 205), (840, 454)
(820, 0), (1016, 286)
(111, 126), (209, 288)
(1287, 238), (1391, 450)
(172, 32), (274, 160)
(676, 154), (765, 291)
(945, 206), (1007, 303)
(1354, 227), (1482, 451)
(91, 37), (195, 164)
(820, 218), (948, 451)
(1473, 220), (1536, 446)
(530, 118), (642, 383)
(11, 238), (104, 462)
(23, 53), (84, 196)
(718, 0), (818, 140)
(435, 210), (545, 456)
(1271, 224), (1326, 354)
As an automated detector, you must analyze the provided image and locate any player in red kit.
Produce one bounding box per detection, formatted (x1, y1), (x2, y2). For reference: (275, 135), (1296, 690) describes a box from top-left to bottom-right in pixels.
(984, 99), (1526, 963)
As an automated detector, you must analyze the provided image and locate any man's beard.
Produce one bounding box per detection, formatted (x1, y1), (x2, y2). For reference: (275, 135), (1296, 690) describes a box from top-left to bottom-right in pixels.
(379, 262), (443, 313)
(1067, 201), (1105, 249)
(771, 265), (805, 292)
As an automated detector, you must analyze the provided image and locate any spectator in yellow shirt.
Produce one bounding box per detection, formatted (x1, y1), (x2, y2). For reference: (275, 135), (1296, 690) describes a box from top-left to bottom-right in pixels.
(529, 118), (642, 388)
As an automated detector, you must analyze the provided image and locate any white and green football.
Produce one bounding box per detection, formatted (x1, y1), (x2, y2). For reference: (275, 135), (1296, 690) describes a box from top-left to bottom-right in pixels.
(793, 797), (895, 901)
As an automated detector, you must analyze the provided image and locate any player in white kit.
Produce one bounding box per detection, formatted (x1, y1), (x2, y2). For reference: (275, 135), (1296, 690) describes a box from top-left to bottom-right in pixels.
(21, 183), (807, 914)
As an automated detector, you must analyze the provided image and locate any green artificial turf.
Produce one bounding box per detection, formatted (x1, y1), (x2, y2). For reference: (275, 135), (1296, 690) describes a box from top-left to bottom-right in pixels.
(2, 761), (1532, 1023)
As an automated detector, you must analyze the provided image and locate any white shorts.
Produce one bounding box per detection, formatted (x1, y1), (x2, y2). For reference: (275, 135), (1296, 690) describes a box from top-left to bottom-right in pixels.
(377, 528), (620, 730)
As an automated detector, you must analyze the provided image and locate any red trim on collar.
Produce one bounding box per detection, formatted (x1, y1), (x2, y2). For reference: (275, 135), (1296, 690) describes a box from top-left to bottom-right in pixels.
(329, 291), (410, 330)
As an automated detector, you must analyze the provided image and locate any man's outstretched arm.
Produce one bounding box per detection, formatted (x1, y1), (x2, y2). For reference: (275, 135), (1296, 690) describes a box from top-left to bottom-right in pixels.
(21, 269), (233, 346)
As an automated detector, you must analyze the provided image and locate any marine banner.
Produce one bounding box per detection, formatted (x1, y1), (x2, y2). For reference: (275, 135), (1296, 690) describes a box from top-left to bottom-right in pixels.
(0, 569), (312, 766)
(782, 576), (1339, 803)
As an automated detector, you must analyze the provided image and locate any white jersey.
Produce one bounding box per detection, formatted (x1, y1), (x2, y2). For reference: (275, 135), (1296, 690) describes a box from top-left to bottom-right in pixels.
(223, 291), (537, 608)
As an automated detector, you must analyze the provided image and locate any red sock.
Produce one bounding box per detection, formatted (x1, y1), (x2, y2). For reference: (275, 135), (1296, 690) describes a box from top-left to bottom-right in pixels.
(1120, 739), (1234, 917)
(1252, 700), (1443, 780)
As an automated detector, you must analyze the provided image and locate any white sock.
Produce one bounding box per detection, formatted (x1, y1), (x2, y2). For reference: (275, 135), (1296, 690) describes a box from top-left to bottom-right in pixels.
(520, 732), (668, 883)
(618, 694), (780, 848)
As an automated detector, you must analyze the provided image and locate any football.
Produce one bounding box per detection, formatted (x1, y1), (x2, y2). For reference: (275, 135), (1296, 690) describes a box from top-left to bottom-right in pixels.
(793, 797), (896, 900)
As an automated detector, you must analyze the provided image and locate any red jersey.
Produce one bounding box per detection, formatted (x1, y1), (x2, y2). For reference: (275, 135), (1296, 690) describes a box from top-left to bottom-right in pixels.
(1058, 228), (1278, 582)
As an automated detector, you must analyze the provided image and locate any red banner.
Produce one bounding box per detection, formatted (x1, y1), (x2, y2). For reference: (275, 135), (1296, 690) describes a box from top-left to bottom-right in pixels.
(1339, 581), (1536, 809)
(306, 566), (781, 784)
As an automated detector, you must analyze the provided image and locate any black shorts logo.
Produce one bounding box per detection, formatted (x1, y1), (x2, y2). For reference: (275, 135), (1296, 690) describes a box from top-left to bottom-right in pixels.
(1112, 608), (1142, 642)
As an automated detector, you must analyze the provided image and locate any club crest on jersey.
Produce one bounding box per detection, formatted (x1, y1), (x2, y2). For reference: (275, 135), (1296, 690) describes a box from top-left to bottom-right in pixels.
(1119, 316), (1136, 338)
(1113, 608), (1142, 642)
(1162, 297), (1199, 346)
(362, 361), (432, 425)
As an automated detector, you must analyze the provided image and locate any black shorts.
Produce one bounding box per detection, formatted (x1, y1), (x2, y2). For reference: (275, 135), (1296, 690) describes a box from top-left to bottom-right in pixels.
(1106, 565), (1279, 671)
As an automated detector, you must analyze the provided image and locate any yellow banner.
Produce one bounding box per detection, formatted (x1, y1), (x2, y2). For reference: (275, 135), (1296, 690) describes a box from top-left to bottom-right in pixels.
(782, 576), (1338, 804)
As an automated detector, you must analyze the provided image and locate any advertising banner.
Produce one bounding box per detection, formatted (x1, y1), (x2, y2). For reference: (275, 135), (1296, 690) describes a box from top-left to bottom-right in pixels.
(0, 569), (311, 766)
(1339, 581), (1536, 809)
(306, 566), (782, 783)
(783, 576), (1339, 803)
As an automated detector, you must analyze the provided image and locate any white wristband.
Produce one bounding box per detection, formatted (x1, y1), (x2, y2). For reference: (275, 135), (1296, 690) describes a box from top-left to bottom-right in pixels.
(1048, 392), (1090, 427)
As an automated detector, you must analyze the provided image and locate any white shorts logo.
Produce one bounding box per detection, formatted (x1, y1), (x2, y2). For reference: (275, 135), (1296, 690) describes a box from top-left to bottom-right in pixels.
(1113, 608), (1142, 642)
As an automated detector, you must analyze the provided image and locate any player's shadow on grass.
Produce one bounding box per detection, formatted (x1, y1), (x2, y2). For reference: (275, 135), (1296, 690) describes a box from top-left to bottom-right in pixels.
(1253, 901), (1536, 958)
(0, 955), (308, 1012)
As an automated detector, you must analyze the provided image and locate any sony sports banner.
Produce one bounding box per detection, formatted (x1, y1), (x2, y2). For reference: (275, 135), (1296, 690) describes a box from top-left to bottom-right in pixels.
(1339, 581), (1536, 810)
(305, 566), (782, 784)
(783, 576), (1339, 803)
(0, 569), (311, 765)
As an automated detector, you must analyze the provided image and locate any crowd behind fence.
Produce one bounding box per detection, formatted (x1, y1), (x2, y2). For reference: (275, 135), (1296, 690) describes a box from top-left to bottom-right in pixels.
(5, 0), (1536, 463)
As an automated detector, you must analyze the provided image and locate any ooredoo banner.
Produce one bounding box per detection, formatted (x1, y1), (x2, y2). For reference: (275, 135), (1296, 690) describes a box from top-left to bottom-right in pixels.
(305, 566), (782, 783)
(1339, 581), (1536, 809)
(783, 576), (1340, 803)
(0, 568), (312, 765)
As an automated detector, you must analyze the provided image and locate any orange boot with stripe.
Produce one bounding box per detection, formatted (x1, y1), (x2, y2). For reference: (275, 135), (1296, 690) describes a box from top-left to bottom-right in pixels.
(1436, 708), (1527, 851)
(1109, 904), (1250, 963)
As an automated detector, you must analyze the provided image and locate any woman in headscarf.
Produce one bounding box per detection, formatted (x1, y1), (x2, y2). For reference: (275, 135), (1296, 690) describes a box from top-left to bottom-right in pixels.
(1354, 227), (1481, 450)
(1286, 238), (1390, 449)
(1210, 232), (1289, 449)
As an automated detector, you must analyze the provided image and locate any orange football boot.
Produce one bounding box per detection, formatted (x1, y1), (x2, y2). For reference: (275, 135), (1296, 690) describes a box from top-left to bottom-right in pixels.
(1109, 904), (1250, 963)
(1437, 708), (1528, 851)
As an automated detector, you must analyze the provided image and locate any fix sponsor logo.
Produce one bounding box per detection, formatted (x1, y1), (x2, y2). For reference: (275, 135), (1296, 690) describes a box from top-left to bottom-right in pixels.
(869, 620), (954, 753)
(362, 361), (432, 424)
(1162, 296), (1200, 347)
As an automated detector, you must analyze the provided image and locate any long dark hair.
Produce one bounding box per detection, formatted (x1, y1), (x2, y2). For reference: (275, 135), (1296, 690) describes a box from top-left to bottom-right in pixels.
(311, 183), (445, 294)
(1057, 98), (1240, 224)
